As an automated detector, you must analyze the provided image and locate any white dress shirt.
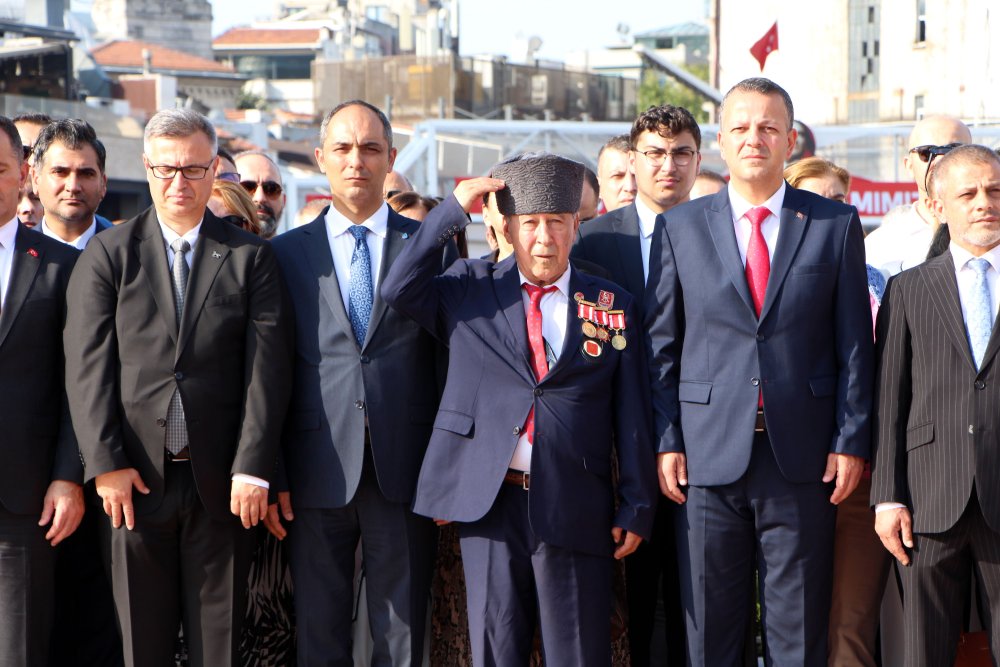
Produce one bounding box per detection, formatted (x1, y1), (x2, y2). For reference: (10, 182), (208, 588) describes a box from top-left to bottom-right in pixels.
(41, 217), (98, 250)
(633, 197), (660, 285)
(875, 242), (1000, 514)
(729, 181), (785, 265)
(325, 202), (389, 313)
(864, 203), (935, 278)
(157, 216), (267, 489)
(508, 267), (572, 472)
(0, 217), (16, 310)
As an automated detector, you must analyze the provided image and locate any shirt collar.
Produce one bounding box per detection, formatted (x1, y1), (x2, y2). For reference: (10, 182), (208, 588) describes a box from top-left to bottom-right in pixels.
(728, 181), (787, 224)
(518, 265), (572, 298)
(325, 201), (389, 240)
(0, 217), (17, 250)
(157, 215), (203, 250)
(950, 241), (1000, 274)
(632, 198), (659, 239)
(40, 217), (98, 249)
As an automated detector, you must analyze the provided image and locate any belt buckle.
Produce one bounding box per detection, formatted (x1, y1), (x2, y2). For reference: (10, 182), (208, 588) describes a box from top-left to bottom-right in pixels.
(754, 410), (766, 433)
(521, 472), (530, 491)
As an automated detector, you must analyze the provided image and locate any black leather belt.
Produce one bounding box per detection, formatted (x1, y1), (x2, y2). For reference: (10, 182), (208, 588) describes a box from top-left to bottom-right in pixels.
(755, 410), (766, 433)
(504, 469), (530, 490)
(166, 446), (191, 462)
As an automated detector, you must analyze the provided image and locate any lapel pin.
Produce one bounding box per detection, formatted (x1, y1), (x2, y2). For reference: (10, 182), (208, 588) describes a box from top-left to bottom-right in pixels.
(27, 248), (38, 258)
(402, 232), (409, 239)
(212, 251), (221, 258)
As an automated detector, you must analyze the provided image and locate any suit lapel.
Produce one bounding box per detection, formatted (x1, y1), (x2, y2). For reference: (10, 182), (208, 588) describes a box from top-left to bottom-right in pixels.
(923, 251), (979, 370)
(363, 210), (414, 350)
(299, 212), (354, 341)
(705, 191), (756, 316)
(136, 209), (179, 346)
(0, 224), (42, 350)
(494, 256), (535, 383)
(759, 188), (810, 322)
(612, 205), (646, 300)
(176, 213), (230, 359)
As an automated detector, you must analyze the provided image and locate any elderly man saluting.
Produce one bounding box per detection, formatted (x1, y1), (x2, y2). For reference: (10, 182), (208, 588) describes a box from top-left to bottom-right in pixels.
(382, 153), (657, 667)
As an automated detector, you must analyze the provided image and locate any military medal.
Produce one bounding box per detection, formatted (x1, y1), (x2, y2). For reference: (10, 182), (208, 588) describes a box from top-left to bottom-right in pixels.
(582, 321), (598, 338)
(611, 334), (627, 350)
(596, 327), (610, 342)
(573, 292), (585, 302)
(608, 309), (627, 350)
(582, 339), (603, 357)
(598, 290), (615, 309)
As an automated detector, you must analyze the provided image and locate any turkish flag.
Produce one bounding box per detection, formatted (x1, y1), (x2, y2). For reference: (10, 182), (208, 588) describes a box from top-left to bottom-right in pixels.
(750, 22), (779, 71)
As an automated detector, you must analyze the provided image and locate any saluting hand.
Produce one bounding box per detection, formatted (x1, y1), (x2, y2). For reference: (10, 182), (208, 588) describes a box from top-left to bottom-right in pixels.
(451, 177), (506, 213)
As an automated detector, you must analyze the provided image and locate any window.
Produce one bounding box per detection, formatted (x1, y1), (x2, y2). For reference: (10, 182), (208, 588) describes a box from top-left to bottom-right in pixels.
(868, 6), (875, 22)
(874, 40), (880, 56)
(916, 0), (927, 42)
(862, 42), (868, 57)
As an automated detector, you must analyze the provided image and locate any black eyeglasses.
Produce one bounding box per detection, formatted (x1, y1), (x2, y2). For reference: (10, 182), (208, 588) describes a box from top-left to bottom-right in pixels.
(909, 143), (963, 163)
(146, 162), (213, 180)
(635, 147), (698, 168)
(241, 180), (283, 198)
(217, 171), (241, 184)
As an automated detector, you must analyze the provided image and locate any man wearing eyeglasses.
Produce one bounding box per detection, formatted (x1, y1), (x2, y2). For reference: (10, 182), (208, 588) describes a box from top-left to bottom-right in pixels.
(571, 104), (701, 667)
(234, 150), (285, 238)
(64, 108), (293, 667)
(865, 115), (972, 277)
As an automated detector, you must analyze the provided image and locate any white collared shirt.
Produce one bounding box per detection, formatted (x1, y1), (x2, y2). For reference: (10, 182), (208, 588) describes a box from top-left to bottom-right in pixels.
(325, 202), (389, 313)
(729, 182), (786, 266)
(41, 217), (99, 250)
(508, 266), (572, 472)
(865, 204), (934, 277)
(0, 217), (17, 309)
(950, 242), (1000, 327)
(157, 218), (202, 271)
(632, 197), (659, 285)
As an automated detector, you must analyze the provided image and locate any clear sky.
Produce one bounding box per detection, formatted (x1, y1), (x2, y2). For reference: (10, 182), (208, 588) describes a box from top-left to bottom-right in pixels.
(205, 0), (707, 61)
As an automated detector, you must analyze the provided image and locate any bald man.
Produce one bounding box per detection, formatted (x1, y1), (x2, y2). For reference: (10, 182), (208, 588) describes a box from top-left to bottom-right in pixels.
(865, 115), (972, 276)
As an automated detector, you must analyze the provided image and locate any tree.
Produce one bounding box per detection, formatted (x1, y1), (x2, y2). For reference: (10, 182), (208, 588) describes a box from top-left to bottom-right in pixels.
(636, 64), (711, 123)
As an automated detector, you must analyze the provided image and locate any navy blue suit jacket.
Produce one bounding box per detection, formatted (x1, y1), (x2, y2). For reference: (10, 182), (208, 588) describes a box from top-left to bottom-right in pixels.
(272, 207), (445, 508)
(382, 197), (658, 557)
(648, 185), (874, 485)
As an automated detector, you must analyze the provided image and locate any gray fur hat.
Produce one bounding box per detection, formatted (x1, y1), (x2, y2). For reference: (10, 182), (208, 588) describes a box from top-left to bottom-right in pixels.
(490, 152), (585, 216)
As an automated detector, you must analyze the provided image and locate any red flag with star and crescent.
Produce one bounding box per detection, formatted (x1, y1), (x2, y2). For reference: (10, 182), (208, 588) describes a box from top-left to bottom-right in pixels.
(750, 21), (778, 71)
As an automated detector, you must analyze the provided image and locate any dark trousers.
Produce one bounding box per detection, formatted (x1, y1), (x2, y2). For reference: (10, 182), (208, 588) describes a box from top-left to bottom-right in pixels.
(102, 461), (253, 667)
(677, 433), (835, 666)
(899, 491), (1000, 667)
(50, 503), (124, 667)
(458, 484), (613, 667)
(624, 495), (687, 666)
(0, 504), (56, 667)
(289, 451), (436, 667)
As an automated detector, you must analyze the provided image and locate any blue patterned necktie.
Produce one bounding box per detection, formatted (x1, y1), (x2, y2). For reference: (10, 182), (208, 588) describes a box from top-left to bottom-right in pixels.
(966, 257), (994, 370)
(348, 225), (373, 346)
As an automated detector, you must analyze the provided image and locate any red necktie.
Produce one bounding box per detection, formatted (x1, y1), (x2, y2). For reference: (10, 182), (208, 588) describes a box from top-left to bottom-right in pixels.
(745, 206), (771, 316)
(523, 284), (558, 444)
(745, 206), (771, 408)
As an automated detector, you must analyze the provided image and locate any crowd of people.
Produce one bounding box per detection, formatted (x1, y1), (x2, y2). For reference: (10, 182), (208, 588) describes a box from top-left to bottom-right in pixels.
(0, 74), (998, 667)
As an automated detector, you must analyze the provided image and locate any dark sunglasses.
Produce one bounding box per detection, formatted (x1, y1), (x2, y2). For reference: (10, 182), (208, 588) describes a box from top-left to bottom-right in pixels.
(240, 180), (282, 198)
(909, 143), (962, 163)
(217, 171), (241, 184)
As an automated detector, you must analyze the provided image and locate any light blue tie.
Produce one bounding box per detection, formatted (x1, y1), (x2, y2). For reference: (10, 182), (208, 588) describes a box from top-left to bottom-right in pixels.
(966, 257), (994, 370)
(348, 225), (373, 346)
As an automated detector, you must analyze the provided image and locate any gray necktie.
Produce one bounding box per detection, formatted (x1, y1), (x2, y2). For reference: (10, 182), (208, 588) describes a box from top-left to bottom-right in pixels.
(165, 238), (190, 455)
(967, 257), (994, 370)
